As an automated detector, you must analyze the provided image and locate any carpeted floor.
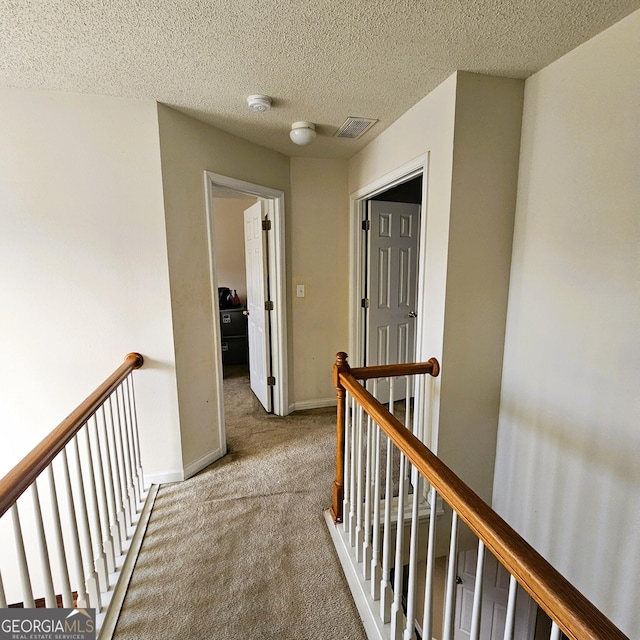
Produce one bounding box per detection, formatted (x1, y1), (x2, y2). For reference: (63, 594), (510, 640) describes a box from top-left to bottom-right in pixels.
(113, 366), (366, 640)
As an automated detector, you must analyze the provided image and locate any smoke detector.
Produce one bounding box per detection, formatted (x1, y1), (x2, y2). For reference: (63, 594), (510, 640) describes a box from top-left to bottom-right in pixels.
(247, 95), (272, 112)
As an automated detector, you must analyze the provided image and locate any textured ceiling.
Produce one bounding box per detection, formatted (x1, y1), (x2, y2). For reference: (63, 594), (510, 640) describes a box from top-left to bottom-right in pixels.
(1, 1), (638, 158)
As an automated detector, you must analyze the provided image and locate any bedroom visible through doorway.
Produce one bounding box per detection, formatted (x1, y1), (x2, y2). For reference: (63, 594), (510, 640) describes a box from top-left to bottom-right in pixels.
(204, 172), (289, 445)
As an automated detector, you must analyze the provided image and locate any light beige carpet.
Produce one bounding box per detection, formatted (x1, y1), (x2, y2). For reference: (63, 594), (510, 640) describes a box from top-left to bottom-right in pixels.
(113, 366), (366, 640)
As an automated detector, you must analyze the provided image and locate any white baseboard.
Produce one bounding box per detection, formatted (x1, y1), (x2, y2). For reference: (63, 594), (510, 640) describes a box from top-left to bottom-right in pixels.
(143, 469), (184, 485)
(98, 485), (158, 640)
(183, 445), (227, 480)
(143, 445), (227, 485)
(291, 397), (337, 412)
(324, 510), (389, 640)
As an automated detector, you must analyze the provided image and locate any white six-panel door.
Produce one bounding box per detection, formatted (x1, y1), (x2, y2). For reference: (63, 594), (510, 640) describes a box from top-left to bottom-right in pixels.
(366, 200), (420, 401)
(244, 201), (272, 412)
(454, 548), (537, 640)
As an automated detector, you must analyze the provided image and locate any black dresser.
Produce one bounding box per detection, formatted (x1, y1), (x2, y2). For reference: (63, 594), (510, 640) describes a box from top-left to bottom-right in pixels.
(220, 308), (248, 365)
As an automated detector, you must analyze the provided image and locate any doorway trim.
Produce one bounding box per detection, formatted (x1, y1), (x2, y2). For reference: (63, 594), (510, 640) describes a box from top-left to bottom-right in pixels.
(348, 155), (428, 367)
(204, 171), (289, 417)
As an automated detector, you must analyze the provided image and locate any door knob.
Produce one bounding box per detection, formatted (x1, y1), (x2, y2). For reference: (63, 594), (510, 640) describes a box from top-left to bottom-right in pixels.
(243, 309), (250, 316)
(408, 311), (417, 318)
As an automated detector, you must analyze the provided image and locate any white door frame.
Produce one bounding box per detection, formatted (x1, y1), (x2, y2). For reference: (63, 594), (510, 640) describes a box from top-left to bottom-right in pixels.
(204, 171), (289, 417)
(348, 155), (429, 367)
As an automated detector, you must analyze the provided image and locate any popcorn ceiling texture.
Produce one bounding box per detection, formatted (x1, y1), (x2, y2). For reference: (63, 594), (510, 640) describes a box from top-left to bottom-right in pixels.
(1, 0), (638, 157)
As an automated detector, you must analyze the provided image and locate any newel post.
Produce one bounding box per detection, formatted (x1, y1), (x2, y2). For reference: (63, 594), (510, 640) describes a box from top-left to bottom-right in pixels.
(330, 352), (350, 523)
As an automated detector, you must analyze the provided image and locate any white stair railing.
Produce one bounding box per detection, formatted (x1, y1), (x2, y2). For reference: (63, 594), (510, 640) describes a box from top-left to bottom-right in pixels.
(327, 352), (629, 640)
(0, 353), (151, 636)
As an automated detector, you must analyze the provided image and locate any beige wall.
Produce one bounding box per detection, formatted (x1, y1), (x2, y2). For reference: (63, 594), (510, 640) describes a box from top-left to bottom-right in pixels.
(349, 73), (457, 376)
(212, 196), (256, 304)
(0, 88), (182, 483)
(289, 158), (349, 406)
(349, 73), (523, 504)
(156, 105), (290, 470)
(493, 11), (640, 638)
(439, 72), (524, 502)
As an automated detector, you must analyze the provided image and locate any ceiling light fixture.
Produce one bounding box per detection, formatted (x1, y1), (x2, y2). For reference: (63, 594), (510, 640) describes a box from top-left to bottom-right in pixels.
(247, 95), (272, 112)
(289, 121), (317, 146)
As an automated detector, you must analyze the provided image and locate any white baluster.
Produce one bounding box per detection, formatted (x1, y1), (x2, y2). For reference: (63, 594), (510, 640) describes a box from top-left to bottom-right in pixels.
(31, 481), (56, 607)
(363, 384), (373, 579)
(116, 385), (136, 522)
(47, 464), (73, 607)
(387, 373), (401, 635)
(380, 433), (394, 623)
(411, 373), (422, 439)
(112, 392), (132, 531)
(122, 379), (141, 507)
(470, 540), (486, 640)
(403, 473), (421, 640)
(422, 486), (438, 640)
(128, 374), (145, 496)
(549, 622), (561, 640)
(355, 400), (365, 561)
(404, 374), (411, 429)
(11, 503), (34, 607)
(90, 413), (116, 572)
(81, 422), (108, 591)
(371, 379), (382, 600)
(442, 511), (458, 640)
(391, 453), (407, 640)
(107, 395), (128, 541)
(342, 391), (351, 535)
(503, 574), (518, 640)
(70, 435), (101, 609)
(0, 569), (7, 607)
(414, 373), (428, 447)
(348, 395), (357, 545)
(423, 372), (437, 449)
(60, 449), (89, 607)
(389, 376), (395, 416)
(442, 512), (459, 640)
(98, 405), (122, 556)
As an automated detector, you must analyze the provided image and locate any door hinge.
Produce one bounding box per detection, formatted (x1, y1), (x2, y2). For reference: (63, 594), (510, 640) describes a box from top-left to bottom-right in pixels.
(262, 219), (272, 231)
(362, 219), (370, 231)
(265, 300), (274, 311)
(361, 298), (370, 308)
(267, 376), (276, 386)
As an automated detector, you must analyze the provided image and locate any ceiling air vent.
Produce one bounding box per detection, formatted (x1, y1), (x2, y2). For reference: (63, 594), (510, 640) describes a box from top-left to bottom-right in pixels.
(334, 117), (378, 139)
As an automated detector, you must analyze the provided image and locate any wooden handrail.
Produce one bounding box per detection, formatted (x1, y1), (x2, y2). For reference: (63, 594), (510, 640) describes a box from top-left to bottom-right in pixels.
(336, 357), (628, 640)
(0, 352), (144, 519)
(349, 358), (440, 380)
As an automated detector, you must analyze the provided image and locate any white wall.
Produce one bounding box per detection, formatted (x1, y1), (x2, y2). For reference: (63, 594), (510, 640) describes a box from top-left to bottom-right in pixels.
(213, 196), (256, 304)
(0, 87), (182, 481)
(492, 11), (640, 638)
(0, 87), (182, 602)
(289, 157), (349, 407)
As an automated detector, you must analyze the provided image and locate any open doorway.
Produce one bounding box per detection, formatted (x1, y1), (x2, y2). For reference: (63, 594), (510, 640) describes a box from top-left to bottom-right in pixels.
(362, 177), (422, 401)
(348, 157), (427, 370)
(209, 192), (256, 399)
(364, 177), (423, 364)
(204, 172), (289, 425)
